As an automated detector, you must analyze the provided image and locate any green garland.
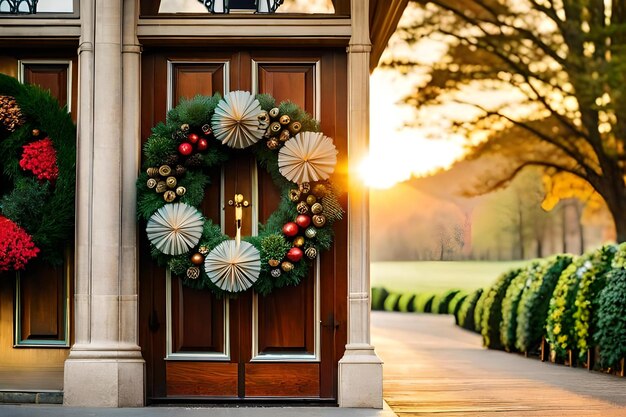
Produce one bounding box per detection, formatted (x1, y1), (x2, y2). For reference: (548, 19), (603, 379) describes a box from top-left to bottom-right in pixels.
(0, 73), (76, 268)
(137, 92), (343, 297)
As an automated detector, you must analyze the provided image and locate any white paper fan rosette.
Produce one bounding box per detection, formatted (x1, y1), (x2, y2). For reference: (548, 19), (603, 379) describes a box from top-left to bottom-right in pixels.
(146, 203), (204, 256)
(204, 240), (261, 292)
(211, 90), (265, 149)
(278, 131), (338, 184)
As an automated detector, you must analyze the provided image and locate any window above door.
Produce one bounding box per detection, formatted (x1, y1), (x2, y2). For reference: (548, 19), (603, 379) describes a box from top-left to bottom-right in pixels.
(0, 0), (78, 17)
(145, 0), (347, 17)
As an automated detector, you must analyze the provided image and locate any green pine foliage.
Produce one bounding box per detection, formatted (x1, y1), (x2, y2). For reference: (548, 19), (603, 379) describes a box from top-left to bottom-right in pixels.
(0, 74), (76, 266)
(500, 262), (541, 352)
(595, 243), (626, 368)
(413, 293), (436, 313)
(371, 287), (390, 311)
(457, 288), (483, 332)
(384, 293), (401, 311)
(515, 254), (573, 353)
(398, 293), (416, 312)
(480, 268), (521, 349)
(573, 244), (617, 358)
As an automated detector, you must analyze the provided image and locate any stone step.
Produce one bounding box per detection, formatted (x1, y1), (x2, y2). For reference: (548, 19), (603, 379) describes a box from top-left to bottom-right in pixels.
(0, 390), (63, 404)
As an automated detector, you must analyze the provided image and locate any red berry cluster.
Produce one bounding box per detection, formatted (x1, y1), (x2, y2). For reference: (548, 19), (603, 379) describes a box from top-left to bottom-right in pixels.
(19, 137), (59, 182)
(0, 215), (40, 272)
(177, 125), (211, 157)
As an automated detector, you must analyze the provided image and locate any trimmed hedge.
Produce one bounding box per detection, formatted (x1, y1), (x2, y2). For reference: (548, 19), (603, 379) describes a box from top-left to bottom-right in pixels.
(515, 255), (572, 353)
(398, 293), (416, 312)
(433, 289), (461, 314)
(457, 289), (483, 331)
(413, 293), (436, 313)
(384, 292), (402, 311)
(595, 243), (626, 368)
(500, 262), (541, 352)
(371, 287), (389, 311)
(449, 292), (468, 324)
(473, 290), (487, 333)
(480, 269), (521, 349)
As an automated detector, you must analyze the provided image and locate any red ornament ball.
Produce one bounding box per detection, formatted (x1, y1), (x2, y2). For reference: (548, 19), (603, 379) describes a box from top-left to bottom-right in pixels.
(188, 133), (199, 144)
(295, 214), (311, 228)
(286, 247), (303, 262)
(178, 142), (193, 156)
(197, 138), (208, 151)
(282, 222), (299, 237)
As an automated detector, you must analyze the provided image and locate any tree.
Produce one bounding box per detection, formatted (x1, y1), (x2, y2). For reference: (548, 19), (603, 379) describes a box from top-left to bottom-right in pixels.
(390, 0), (626, 241)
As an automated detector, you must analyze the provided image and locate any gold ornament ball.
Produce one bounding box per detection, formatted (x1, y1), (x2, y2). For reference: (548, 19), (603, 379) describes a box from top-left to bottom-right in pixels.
(199, 246), (210, 256)
(163, 190), (177, 202)
(180, 123), (190, 133)
(312, 214), (326, 228)
(281, 261), (294, 272)
(289, 189), (301, 202)
(166, 176), (177, 188)
(269, 121), (282, 133)
(190, 253), (204, 265)
(32, 128), (40, 137)
(293, 236), (305, 247)
(269, 107), (280, 118)
(266, 138), (280, 150)
(279, 129), (291, 142)
(186, 266), (200, 280)
(155, 181), (168, 194)
(268, 259), (280, 267)
(146, 167), (159, 177)
(306, 195), (317, 206)
(299, 182), (311, 194)
(297, 201), (309, 214)
(271, 268), (281, 278)
(312, 183), (327, 198)
(311, 202), (324, 214)
(258, 111), (269, 123)
(305, 227), (317, 239)
(288, 121), (302, 135)
(158, 165), (172, 177)
(147, 178), (158, 189)
(279, 114), (291, 125)
(175, 186), (187, 196)
(305, 247), (318, 259)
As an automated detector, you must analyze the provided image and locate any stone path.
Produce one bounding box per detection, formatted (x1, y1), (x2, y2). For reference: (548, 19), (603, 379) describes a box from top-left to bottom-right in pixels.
(372, 311), (626, 417)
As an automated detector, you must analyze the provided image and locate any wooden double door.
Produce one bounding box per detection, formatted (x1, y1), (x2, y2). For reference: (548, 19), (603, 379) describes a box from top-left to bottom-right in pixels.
(139, 48), (348, 402)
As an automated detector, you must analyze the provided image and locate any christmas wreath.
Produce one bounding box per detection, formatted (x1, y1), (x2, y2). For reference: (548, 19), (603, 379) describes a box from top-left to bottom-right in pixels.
(137, 91), (343, 296)
(0, 74), (76, 273)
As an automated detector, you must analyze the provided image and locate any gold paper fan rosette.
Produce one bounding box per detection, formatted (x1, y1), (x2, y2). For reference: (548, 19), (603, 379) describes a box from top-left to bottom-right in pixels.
(277, 131), (338, 184)
(204, 240), (261, 292)
(211, 90), (265, 149)
(146, 202), (204, 255)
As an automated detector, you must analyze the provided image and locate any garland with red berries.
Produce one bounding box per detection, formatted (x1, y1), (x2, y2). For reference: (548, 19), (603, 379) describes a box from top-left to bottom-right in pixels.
(137, 92), (343, 296)
(0, 74), (76, 273)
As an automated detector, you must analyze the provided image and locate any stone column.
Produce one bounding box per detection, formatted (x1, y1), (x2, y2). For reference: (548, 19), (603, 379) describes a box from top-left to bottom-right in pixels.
(338, 0), (384, 409)
(64, 0), (145, 407)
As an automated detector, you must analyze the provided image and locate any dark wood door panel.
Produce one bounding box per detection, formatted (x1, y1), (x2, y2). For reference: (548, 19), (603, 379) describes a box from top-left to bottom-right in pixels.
(245, 363), (320, 397)
(23, 63), (68, 108)
(167, 362), (238, 396)
(171, 62), (226, 107)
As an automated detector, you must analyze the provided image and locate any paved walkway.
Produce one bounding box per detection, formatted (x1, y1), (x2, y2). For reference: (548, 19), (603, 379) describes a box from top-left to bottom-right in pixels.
(372, 311), (626, 417)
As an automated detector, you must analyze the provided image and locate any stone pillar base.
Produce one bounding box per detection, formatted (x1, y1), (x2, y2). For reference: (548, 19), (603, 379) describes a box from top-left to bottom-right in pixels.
(338, 343), (383, 408)
(63, 347), (145, 407)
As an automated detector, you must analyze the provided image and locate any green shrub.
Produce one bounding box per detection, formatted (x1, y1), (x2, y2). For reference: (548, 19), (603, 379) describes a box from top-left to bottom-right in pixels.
(473, 289), (488, 333)
(500, 262), (541, 352)
(433, 289), (461, 314)
(573, 244), (616, 358)
(398, 293), (416, 312)
(383, 293), (401, 312)
(515, 255), (573, 353)
(449, 292), (468, 323)
(457, 288), (483, 332)
(413, 293), (436, 313)
(480, 268), (521, 349)
(371, 287), (389, 311)
(595, 243), (626, 368)
(547, 245), (615, 357)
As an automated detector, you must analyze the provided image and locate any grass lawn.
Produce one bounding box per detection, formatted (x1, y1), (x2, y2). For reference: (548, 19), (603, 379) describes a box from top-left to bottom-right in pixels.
(371, 261), (527, 294)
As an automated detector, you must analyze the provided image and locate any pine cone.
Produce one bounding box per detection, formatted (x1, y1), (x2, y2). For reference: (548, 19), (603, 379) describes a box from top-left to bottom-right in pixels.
(163, 154), (179, 166)
(0, 95), (25, 132)
(322, 192), (344, 223)
(184, 153), (203, 168)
